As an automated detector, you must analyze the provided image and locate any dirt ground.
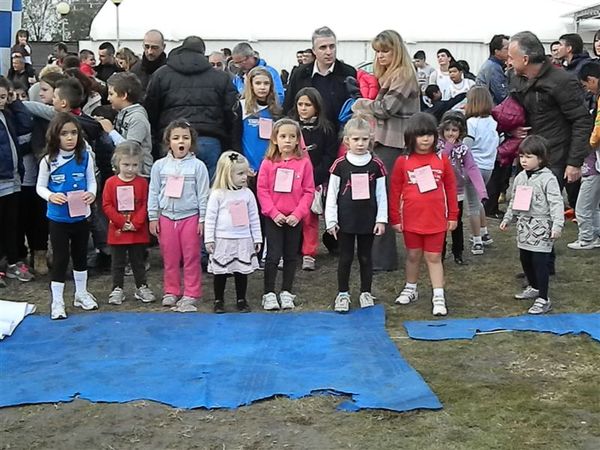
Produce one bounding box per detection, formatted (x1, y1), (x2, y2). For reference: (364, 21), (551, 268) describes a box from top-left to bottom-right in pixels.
(1, 217), (599, 450)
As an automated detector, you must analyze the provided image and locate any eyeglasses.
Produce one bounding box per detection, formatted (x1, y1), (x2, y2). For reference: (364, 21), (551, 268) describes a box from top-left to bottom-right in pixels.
(143, 44), (161, 51)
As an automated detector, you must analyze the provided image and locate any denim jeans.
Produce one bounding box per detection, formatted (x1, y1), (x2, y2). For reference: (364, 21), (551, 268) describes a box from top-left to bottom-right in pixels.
(195, 136), (222, 182)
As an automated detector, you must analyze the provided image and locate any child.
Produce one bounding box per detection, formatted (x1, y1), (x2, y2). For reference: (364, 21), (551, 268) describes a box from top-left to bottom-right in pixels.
(0, 76), (33, 285)
(102, 142), (155, 305)
(36, 113), (98, 319)
(325, 117), (387, 312)
(289, 87), (338, 271)
(447, 61), (475, 110)
(238, 66), (282, 174)
(10, 80), (29, 101)
(11, 30), (32, 65)
(79, 50), (97, 78)
(500, 136), (564, 314)
(96, 72), (154, 178)
(148, 120), (210, 312)
(437, 111), (487, 265)
(464, 86), (500, 255)
(204, 151), (262, 313)
(257, 118), (315, 310)
(389, 112), (459, 316)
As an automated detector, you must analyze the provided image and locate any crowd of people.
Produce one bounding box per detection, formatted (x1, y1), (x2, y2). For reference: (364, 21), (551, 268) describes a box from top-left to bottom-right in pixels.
(0, 25), (599, 320)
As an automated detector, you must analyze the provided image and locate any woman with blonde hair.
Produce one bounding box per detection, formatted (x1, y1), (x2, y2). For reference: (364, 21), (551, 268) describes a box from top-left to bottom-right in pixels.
(352, 29), (420, 271)
(115, 47), (140, 72)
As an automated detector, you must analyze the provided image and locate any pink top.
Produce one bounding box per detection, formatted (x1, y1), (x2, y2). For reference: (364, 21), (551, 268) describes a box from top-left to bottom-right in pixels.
(257, 156), (315, 221)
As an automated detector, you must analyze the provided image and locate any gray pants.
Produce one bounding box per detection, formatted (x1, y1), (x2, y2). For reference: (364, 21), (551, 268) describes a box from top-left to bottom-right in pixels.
(464, 168), (492, 216)
(575, 175), (600, 242)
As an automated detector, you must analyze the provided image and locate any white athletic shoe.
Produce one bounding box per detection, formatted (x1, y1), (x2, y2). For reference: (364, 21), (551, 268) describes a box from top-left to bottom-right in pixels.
(51, 298), (67, 320)
(262, 292), (280, 311)
(432, 296), (447, 316)
(395, 288), (418, 305)
(334, 292), (351, 313)
(359, 292), (375, 308)
(279, 291), (296, 309)
(108, 287), (125, 305)
(134, 285), (156, 303)
(74, 291), (98, 310)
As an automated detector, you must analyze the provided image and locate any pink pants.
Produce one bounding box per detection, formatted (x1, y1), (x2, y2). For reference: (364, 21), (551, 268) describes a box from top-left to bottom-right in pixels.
(159, 215), (202, 298)
(301, 211), (319, 257)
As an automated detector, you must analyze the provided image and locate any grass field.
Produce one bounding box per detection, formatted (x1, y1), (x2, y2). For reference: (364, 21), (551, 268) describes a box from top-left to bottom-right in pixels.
(1, 217), (599, 450)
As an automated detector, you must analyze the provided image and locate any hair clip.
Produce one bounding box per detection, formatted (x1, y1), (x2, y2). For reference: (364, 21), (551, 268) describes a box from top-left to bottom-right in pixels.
(228, 153), (239, 162)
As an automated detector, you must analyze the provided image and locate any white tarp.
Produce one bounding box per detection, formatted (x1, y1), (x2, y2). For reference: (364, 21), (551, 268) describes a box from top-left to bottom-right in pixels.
(0, 300), (36, 340)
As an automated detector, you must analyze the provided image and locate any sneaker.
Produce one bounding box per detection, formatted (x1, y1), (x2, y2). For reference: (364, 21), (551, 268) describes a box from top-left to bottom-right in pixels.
(0, 272), (6, 288)
(50, 298), (67, 320)
(108, 287), (125, 305)
(515, 286), (539, 300)
(334, 292), (351, 313)
(124, 263), (133, 276)
(171, 296), (198, 312)
(258, 258), (265, 271)
(395, 288), (418, 305)
(482, 233), (494, 246)
(279, 291), (296, 310)
(6, 262), (34, 282)
(162, 294), (179, 307)
(359, 292), (375, 308)
(567, 239), (596, 250)
(262, 292), (280, 310)
(528, 297), (552, 315)
(74, 291), (98, 310)
(213, 299), (225, 314)
(594, 237), (600, 248)
(471, 243), (484, 255)
(134, 285), (156, 303)
(302, 255), (316, 271)
(432, 296), (447, 316)
(236, 299), (250, 313)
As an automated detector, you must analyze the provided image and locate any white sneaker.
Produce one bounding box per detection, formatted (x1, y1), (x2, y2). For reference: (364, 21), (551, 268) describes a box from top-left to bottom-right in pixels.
(567, 239), (596, 250)
(432, 296), (447, 316)
(74, 291), (98, 310)
(594, 237), (600, 248)
(471, 242), (484, 255)
(262, 292), (280, 310)
(171, 296), (198, 312)
(134, 285), (156, 303)
(162, 294), (178, 307)
(515, 286), (539, 300)
(51, 298), (67, 320)
(108, 287), (125, 305)
(359, 292), (375, 308)
(334, 292), (351, 313)
(395, 288), (418, 305)
(528, 297), (552, 315)
(302, 255), (316, 271)
(280, 291), (296, 309)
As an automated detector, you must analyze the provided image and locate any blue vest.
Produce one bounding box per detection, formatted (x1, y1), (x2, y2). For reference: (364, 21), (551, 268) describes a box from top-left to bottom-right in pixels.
(47, 151), (90, 223)
(242, 107), (272, 172)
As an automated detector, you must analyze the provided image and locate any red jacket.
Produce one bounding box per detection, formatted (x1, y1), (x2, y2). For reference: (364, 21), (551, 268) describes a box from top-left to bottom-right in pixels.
(389, 152), (459, 234)
(357, 69), (380, 100)
(102, 175), (150, 245)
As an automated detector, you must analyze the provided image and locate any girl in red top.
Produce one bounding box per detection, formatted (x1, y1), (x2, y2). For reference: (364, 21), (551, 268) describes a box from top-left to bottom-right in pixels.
(102, 142), (155, 305)
(389, 112), (459, 316)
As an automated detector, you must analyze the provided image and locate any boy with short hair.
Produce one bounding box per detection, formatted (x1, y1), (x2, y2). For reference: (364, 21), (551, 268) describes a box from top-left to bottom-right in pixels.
(96, 72), (153, 177)
(79, 50), (97, 78)
(413, 50), (437, 94)
(448, 61), (475, 110)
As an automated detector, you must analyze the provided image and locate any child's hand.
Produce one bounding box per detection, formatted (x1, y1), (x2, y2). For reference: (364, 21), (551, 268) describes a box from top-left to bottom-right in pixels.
(49, 193), (68, 205)
(499, 221), (509, 231)
(273, 214), (286, 227)
(149, 220), (160, 237)
(327, 225), (339, 240)
(254, 243), (262, 253)
(205, 242), (215, 254)
(392, 224), (403, 233)
(122, 222), (135, 232)
(373, 223), (385, 236)
(95, 117), (114, 133)
(447, 220), (457, 231)
(197, 222), (204, 236)
(82, 192), (96, 205)
(551, 229), (561, 239)
(286, 215), (300, 227)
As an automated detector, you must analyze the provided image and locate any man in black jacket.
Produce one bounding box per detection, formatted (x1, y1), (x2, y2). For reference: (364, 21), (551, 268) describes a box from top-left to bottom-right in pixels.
(144, 36), (240, 179)
(283, 26), (355, 129)
(131, 30), (168, 91)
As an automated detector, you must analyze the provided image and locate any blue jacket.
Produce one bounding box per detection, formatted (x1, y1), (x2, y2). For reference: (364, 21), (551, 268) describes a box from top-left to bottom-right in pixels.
(476, 57), (508, 105)
(47, 151), (90, 223)
(0, 100), (32, 180)
(241, 103), (273, 172)
(233, 59), (285, 106)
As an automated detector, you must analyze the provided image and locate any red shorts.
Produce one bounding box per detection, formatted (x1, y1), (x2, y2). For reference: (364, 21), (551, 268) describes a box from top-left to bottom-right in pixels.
(403, 231), (446, 253)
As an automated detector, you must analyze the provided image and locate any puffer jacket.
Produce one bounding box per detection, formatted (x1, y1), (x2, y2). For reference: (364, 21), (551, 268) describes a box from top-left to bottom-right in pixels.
(509, 60), (593, 168)
(144, 45), (240, 150)
(492, 95), (526, 167)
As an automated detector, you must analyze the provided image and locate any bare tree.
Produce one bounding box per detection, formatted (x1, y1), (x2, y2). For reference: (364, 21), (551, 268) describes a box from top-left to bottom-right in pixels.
(21, 0), (61, 41)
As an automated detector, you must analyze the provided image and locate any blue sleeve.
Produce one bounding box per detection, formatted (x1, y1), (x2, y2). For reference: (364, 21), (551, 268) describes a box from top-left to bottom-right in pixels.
(489, 67), (508, 105)
(267, 65), (285, 106)
(8, 100), (33, 137)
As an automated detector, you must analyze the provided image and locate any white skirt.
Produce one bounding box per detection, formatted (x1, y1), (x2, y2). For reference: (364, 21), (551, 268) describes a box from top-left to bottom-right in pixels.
(208, 237), (260, 275)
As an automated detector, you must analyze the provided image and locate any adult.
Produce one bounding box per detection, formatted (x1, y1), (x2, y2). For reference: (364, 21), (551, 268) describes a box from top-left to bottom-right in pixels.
(52, 42), (68, 66)
(144, 36), (240, 179)
(96, 42), (123, 82)
(413, 50), (437, 94)
(556, 33), (592, 76)
(115, 47), (139, 72)
(550, 41), (562, 67)
(290, 49), (305, 79)
(352, 30), (420, 271)
(231, 42), (284, 105)
(7, 51), (36, 90)
(131, 29), (167, 90)
(476, 34), (509, 105)
(594, 30), (600, 59)
(209, 51), (234, 82)
(456, 60), (476, 82)
(284, 26), (356, 128)
(431, 48), (455, 100)
(508, 31), (593, 271)
(302, 48), (315, 65)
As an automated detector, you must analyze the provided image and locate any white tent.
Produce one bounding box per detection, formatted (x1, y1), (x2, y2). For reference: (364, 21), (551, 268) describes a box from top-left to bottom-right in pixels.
(85, 0), (600, 73)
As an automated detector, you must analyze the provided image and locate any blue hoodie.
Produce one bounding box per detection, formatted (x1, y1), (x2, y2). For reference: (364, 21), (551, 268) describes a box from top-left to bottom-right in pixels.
(233, 59), (285, 106)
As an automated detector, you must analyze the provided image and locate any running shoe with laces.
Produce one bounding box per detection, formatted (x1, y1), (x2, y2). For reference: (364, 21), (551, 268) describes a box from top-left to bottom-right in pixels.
(74, 291), (98, 310)
(395, 288), (418, 305)
(567, 239), (596, 250)
(134, 285), (156, 303)
(108, 287), (125, 305)
(514, 286), (539, 300)
(334, 292), (351, 313)
(6, 262), (34, 282)
(359, 292), (375, 308)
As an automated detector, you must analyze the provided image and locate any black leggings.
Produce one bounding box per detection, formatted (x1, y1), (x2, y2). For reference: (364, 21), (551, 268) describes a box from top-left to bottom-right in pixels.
(519, 249), (551, 300)
(111, 244), (147, 289)
(214, 273), (248, 301)
(263, 219), (302, 293)
(338, 232), (375, 293)
(49, 220), (89, 283)
(0, 192), (19, 265)
(443, 200), (464, 259)
(18, 186), (48, 256)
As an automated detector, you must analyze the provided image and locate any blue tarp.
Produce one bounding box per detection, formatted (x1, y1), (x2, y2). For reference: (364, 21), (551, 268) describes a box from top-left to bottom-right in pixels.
(404, 313), (600, 342)
(0, 305), (441, 412)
